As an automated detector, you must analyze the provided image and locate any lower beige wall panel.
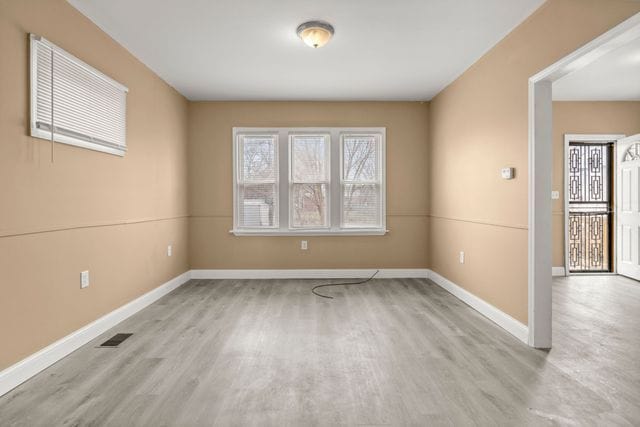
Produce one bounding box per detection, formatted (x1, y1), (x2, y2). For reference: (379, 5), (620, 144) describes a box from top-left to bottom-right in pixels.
(429, 217), (528, 324)
(189, 215), (428, 270)
(0, 218), (188, 371)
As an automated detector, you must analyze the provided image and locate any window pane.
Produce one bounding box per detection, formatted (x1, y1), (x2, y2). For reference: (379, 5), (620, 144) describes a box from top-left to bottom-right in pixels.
(292, 183), (328, 228)
(238, 183), (277, 227)
(343, 135), (377, 181)
(242, 136), (276, 181)
(343, 184), (379, 227)
(291, 135), (328, 182)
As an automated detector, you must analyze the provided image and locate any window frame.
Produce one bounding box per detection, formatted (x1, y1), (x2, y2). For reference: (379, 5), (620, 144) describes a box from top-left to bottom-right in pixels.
(30, 34), (129, 157)
(232, 127), (386, 236)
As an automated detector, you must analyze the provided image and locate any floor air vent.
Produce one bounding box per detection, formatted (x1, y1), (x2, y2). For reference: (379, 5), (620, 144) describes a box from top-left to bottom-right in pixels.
(99, 333), (133, 347)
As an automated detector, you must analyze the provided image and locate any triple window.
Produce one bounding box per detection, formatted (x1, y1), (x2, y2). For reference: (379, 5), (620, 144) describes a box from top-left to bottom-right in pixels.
(233, 128), (385, 235)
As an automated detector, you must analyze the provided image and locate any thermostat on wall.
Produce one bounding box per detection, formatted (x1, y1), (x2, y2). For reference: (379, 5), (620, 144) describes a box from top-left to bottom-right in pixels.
(501, 167), (515, 180)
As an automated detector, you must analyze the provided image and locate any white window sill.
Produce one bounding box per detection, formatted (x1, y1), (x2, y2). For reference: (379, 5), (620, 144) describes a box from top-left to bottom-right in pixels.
(230, 229), (388, 237)
(32, 128), (126, 157)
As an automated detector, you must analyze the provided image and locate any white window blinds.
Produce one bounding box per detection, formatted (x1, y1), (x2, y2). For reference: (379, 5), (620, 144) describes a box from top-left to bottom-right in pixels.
(290, 134), (330, 228)
(341, 134), (383, 228)
(30, 34), (128, 156)
(236, 134), (279, 229)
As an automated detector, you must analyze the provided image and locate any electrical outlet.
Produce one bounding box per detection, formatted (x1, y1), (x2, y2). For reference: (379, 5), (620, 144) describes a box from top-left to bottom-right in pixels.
(551, 191), (560, 200)
(80, 270), (90, 289)
(301, 240), (308, 250)
(167, 245), (172, 257)
(459, 251), (465, 264)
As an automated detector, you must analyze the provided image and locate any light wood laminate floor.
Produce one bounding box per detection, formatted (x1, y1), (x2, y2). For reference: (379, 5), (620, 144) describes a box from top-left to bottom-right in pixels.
(0, 276), (639, 426)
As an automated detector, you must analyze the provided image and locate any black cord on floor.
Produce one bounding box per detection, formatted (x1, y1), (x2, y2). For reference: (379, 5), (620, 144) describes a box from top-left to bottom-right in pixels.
(311, 270), (380, 299)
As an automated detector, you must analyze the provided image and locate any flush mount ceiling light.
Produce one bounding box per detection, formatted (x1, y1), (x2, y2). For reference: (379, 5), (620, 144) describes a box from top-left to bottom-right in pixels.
(296, 21), (334, 48)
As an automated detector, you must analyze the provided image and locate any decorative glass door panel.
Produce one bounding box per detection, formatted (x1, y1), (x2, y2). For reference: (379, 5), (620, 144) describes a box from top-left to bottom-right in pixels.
(567, 143), (613, 272)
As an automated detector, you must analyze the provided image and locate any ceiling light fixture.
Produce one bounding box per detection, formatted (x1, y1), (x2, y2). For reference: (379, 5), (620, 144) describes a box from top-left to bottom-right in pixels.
(296, 21), (334, 48)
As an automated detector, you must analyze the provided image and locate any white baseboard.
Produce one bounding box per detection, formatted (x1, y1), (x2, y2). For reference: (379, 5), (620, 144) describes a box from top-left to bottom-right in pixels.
(427, 270), (529, 344)
(190, 268), (430, 280)
(552, 266), (566, 276)
(0, 271), (192, 398)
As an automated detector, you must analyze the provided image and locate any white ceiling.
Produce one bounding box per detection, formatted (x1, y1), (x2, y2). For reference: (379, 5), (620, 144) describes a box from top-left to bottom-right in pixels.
(68, 0), (544, 101)
(553, 36), (640, 101)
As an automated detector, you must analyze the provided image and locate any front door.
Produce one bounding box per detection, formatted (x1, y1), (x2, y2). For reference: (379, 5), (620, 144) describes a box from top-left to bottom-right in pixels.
(567, 141), (614, 273)
(617, 134), (640, 281)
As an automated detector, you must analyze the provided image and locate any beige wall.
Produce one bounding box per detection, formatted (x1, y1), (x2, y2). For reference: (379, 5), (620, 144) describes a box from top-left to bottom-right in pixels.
(552, 101), (640, 267)
(0, 0), (189, 370)
(428, 0), (640, 324)
(188, 102), (429, 269)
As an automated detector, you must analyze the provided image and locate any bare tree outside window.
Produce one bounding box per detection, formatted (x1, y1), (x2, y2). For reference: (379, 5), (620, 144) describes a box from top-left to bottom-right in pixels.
(342, 136), (380, 227)
(238, 136), (277, 227)
(291, 135), (329, 227)
(243, 138), (275, 181)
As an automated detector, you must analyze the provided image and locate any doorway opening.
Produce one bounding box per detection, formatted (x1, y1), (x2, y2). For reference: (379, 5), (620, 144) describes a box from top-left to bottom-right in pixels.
(528, 12), (640, 348)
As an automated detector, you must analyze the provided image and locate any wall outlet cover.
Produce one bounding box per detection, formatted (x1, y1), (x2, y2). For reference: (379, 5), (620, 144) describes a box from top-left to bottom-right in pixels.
(80, 270), (89, 289)
(501, 167), (515, 180)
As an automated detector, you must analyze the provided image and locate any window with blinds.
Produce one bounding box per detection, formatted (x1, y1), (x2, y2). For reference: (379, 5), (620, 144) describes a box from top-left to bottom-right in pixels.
(30, 34), (128, 156)
(290, 134), (330, 228)
(236, 134), (279, 229)
(233, 128), (386, 235)
(341, 134), (382, 228)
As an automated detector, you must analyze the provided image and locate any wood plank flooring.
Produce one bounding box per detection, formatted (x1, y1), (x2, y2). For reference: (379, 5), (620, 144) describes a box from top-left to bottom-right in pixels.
(0, 276), (639, 426)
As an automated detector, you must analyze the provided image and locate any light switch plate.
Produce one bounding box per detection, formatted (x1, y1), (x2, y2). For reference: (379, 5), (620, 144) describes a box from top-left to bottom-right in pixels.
(501, 167), (515, 180)
(459, 251), (465, 264)
(167, 245), (172, 257)
(80, 270), (89, 289)
(301, 240), (308, 250)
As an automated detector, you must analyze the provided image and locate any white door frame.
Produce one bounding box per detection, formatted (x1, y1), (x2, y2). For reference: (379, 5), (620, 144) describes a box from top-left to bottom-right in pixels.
(563, 134), (624, 277)
(528, 12), (640, 348)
